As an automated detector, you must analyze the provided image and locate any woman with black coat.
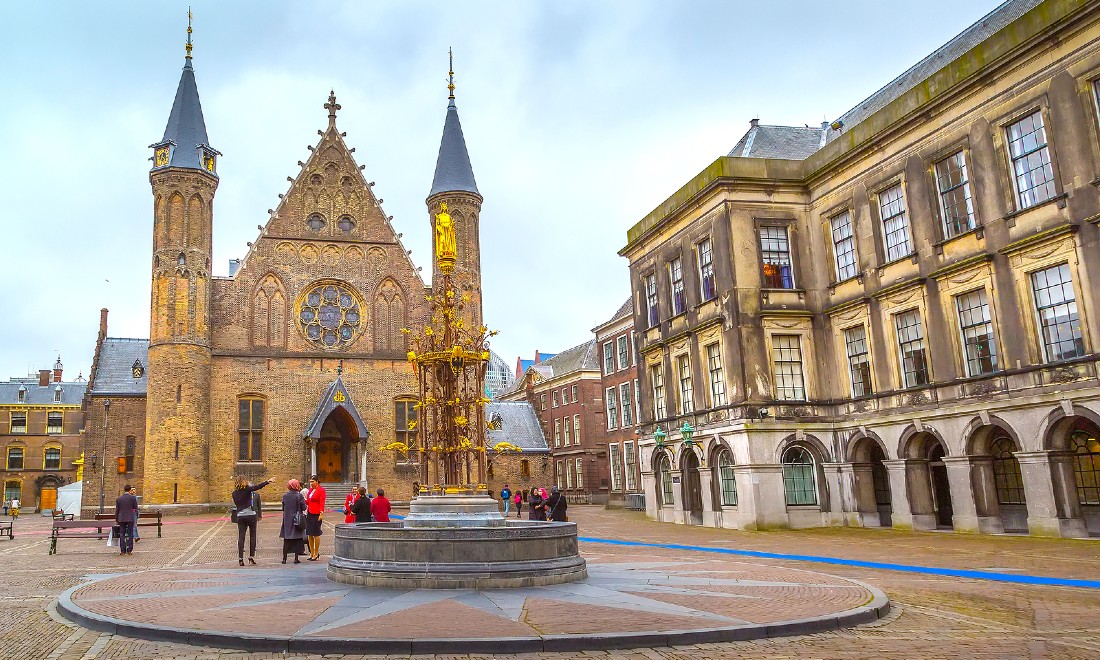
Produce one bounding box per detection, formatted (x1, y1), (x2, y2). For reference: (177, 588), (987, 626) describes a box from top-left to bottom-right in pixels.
(280, 479), (307, 564)
(349, 486), (372, 522)
(232, 476), (275, 566)
(546, 486), (568, 522)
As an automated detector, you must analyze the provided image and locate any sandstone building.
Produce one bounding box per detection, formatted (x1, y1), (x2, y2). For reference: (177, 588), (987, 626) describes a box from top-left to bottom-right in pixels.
(81, 35), (548, 514)
(621, 0), (1100, 537)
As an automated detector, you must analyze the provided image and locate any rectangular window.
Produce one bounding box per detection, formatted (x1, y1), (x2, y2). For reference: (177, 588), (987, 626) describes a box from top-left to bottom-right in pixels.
(603, 341), (615, 375)
(624, 441), (638, 491)
(552, 390), (559, 408)
(124, 436), (136, 473)
(540, 393), (546, 411)
(698, 238), (716, 301)
(772, 335), (806, 401)
(879, 184), (911, 262)
(238, 399), (264, 462)
(706, 343), (726, 407)
(645, 273), (659, 327)
(6, 447), (24, 470)
(576, 458), (584, 489)
(1032, 263), (1085, 362)
(844, 325), (874, 397)
(47, 412), (63, 434)
(556, 460), (563, 489)
(617, 336), (629, 371)
(630, 331), (638, 366)
(554, 419), (561, 447)
(3, 482), (19, 504)
(669, 257), (686, 315)
(609, 444), (623, 492)
(652, 366), (666, 419)
(571, 384), (577, 403)
(831, 211), (857, 281)
(956, 289), (998, 376)
(1007, 111), (1056, 209)
(10, 413), (26, 434)
(562, 387), (569, 404)
(758, 226), (794, 288)
(633, 378), (640, 423)
(677, 355), (694, 414)
(566, 460), (573, 489)
(44, 447), (61, 471)
(935, 151), (975, 238)
(394, 400), (417, 462)
(620, 382), (633, 426)
(605, 387), (619, 430)
(563, 415), (571, 445)
(520, 459), (530, 478)
(895, 310), (929, 388)
(573, 414), (581, 445)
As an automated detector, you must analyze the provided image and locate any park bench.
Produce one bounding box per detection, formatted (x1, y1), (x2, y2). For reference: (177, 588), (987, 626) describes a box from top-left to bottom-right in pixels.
(94, 511), (163, 537)
(49, 520), (111, 554)
(52, 510), (75, 521)
(0, 520), (11, 540)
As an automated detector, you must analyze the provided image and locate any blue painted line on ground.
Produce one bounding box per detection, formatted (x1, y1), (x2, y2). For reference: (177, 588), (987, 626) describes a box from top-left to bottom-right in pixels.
(578, 536), (1100, 589)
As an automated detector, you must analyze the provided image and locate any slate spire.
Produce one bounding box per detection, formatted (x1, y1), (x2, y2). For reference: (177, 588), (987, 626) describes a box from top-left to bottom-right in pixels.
(429, 49), (479, 197)
(151, 10), (218, 173)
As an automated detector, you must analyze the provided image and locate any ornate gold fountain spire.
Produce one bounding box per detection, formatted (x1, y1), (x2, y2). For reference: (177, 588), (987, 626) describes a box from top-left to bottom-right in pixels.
(447, 47), (455, 101)
(185, 7), (194, 60)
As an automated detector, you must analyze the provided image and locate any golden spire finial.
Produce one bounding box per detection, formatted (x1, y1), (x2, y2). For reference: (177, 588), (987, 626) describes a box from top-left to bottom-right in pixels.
(447, 47), (455, 100)
(185, 7), (193, 59)
(324, 90), (341, 129)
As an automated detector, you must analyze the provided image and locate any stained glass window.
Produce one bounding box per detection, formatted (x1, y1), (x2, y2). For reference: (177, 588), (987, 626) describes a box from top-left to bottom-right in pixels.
(297, 281), (364, 349)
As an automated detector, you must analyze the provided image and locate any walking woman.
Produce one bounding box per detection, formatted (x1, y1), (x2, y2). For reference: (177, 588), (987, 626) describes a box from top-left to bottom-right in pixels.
(280, 479), (307, 564)
(305, 476), (326, 560)
(232, 476), (275, 566)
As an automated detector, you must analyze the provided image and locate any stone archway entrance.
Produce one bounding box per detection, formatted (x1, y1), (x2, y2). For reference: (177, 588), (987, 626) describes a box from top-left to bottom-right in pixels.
(849, 437), (892, 527)
(928, 443), (953, 528)
(304, 374), (371, 486)
(681, 451), (703, 526)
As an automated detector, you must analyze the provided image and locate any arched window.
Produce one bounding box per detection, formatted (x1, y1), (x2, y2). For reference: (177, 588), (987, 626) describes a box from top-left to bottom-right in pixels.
(782, 445), (817, 505)
(306, 213), (326, 232)
(716, 449), (737, 506)
(656, 453), (673, 506)
(1071, 430), (1100, 505)
(990, 435), (1025, 505)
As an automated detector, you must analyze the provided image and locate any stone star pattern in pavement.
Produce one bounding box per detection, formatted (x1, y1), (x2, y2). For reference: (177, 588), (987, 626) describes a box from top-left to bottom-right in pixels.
(68, 557), (874, 639)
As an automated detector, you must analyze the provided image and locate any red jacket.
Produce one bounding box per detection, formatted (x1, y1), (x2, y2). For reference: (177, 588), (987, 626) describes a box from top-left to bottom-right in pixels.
(370, 495), (391, 522)
(344, 492), (358, 524)
(306, 485), (326, 515)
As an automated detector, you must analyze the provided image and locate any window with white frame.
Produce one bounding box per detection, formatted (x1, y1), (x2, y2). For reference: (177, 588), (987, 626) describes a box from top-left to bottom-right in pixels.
(759, 226), (794, 289)
(782, 445), (817, 505)
(554, 419), (561, 447)
(935, 152), (975, 238)
(540, 393), (546, 410)
(10, 412), (26, 434)
(566, 460), (574, 489)
(698, 238), (716, 301)
(706, 343), (726, 407)
(717, 449), (737, 506)
(1031, 263), (1085, 362)
(620, 382), (633, 426)
(844, 325), (873, 397)
(47, 412), (63, 434)
(670, 257), (686, 315)
(956, 289), (998, 376)
(573, 414), (581, 445)
(772, 335), (806, 401)
(1007, 110), (1056, 209)
(895, 310), (929, 388)
(562, 387), (569, 404)
(575, 458), (584, 489)
(552, 390), (559, 408)
(624, 441), (638, 491)
(556, 460), (563, 489)
(646, 273), (659, 327)
(677, 355), (694, 414)
(570, 384), (577, 402)
(603, 341), (615, 375)
(831, 211), (857, 281)
(609, 444), (623, 492)
(656, 452), (673, 505)
(605, 387), (619, 429)
(651, 365), (667, 419)
(563, 415), (571, 445)
(617, 336), (629, 370)
(879, 184), (911, 261)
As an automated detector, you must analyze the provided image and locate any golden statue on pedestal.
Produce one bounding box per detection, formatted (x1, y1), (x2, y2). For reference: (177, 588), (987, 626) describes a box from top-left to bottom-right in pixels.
(435, 202), (457, 275)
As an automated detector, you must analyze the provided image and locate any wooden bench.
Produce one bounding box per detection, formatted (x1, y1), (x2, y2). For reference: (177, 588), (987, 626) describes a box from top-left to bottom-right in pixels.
(0, 520), (11, 540)
(49, 520), (111, 554)
(94, 511), (163, 537)
(52, 510), (74, 521)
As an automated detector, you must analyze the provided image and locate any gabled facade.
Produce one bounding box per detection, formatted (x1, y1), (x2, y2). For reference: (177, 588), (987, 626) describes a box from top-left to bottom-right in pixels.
(594, 299), (643, 508)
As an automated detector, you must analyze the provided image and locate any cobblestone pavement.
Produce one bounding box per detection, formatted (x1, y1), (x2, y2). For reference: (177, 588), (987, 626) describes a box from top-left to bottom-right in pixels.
(1, 506), (1098, 659)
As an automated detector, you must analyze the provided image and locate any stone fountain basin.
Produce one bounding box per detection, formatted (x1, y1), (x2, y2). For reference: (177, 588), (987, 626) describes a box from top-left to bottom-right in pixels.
(327, 520), (588, 589)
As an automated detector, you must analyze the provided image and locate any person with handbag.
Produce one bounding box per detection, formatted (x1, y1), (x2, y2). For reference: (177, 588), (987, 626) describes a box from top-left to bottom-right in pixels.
(349, 486), (372, 522)
(343, 487), (359, 524)
(232, 476), (274, 566)
(529, 487), (546, 521)
(546, 486), (568, 522)
(115, 485), (139, 555)
(305, 476), (326, 561)
(279, 479), (307, 564)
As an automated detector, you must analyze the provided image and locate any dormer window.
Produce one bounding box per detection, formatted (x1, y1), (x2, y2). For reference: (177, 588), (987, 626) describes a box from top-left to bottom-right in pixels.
(53, 386), (62, 403)
(132, 359), (145, 379)
(199, 145), (220, 174)
(17, 386), (25, 403)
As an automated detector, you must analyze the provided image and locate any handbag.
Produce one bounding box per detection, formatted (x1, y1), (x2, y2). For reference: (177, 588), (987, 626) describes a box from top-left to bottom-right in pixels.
(293, 509), (304, 529)
(236, 506), (256, 518)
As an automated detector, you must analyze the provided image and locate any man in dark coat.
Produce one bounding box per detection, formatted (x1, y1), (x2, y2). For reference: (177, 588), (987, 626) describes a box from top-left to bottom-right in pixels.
(115, 485), (139, 555)
(546, 486), (568, 522)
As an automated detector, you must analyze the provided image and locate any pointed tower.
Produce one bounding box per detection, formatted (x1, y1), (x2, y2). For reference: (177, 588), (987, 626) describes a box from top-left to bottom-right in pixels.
(144, 12), (218, 507)
(427, 50), (484, 330)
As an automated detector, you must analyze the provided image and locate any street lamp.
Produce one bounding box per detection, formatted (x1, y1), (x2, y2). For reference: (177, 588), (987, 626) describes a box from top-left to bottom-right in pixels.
(99, 399), (110, 514)
(679, 422), (696, 448)
(653, 426), (668, 448)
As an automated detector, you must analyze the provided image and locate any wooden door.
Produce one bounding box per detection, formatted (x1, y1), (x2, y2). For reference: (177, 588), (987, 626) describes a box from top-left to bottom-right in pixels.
(39, 487), (57, 511)
(316, 439), (343, 483)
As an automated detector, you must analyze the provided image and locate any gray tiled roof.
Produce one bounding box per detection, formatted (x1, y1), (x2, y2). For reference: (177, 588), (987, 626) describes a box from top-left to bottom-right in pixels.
(158, 58), (212, 171)
(728, 124), (824, 160)
(606, 298), (632, 325)
(486, 401), (549, 452)
(0, 378), (86, 405)
(429, 99), (479, 197)
(89, 339), (149, 396)
(534, 340), (598, 379)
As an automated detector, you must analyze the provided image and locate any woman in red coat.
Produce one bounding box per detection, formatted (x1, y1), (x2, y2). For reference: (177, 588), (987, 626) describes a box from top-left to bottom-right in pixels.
(343, 488), (359, 524)
(305, 476), (326, 561)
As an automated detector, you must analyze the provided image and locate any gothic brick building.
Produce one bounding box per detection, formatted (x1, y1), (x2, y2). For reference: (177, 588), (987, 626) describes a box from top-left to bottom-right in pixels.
(81, 37), (548, 514)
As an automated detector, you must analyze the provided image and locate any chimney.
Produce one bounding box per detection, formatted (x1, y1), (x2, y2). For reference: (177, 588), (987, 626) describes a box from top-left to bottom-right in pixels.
(38, 369), (50, 387)
(99, 308), (109, 341)
(749, 118), (759, 127)
(53, 356), (63, 383)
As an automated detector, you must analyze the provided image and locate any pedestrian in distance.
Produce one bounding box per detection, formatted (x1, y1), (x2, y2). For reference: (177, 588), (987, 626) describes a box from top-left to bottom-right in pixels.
(279, 479), (307, 564)
(513, 490), (522, 518)
(529, 487), (546, 521)
(304, 476), (326, 561)
(9, 497), (19, 519)
(500, 483), (511, 516)
(232, 475), (275, 566)
(350, 486), (372, 522)
(343, 487), (359, 524)
(546, 486), (568, 522)
(115, 485), (138, 555)
(2, 499), (7, 516)
(370, 488), (391, 523)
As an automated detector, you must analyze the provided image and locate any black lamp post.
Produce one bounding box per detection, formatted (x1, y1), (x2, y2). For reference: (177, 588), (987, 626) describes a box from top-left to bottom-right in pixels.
(99, 399), (110, 514)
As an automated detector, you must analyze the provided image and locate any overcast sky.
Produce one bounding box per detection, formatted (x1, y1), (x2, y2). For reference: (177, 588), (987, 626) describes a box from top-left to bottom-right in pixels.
(0, 1), (1001, 381)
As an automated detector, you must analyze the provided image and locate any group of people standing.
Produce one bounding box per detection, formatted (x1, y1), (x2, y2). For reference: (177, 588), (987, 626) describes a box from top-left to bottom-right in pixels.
(499, 484), (568, 522)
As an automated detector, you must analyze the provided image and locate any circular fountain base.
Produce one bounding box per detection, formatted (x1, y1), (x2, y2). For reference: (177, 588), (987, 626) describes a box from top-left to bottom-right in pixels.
(327, 495), (587, 589)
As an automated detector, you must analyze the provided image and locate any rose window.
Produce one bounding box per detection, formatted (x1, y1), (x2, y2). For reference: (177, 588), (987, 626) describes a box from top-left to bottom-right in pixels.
(297, 280), (364, 348)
